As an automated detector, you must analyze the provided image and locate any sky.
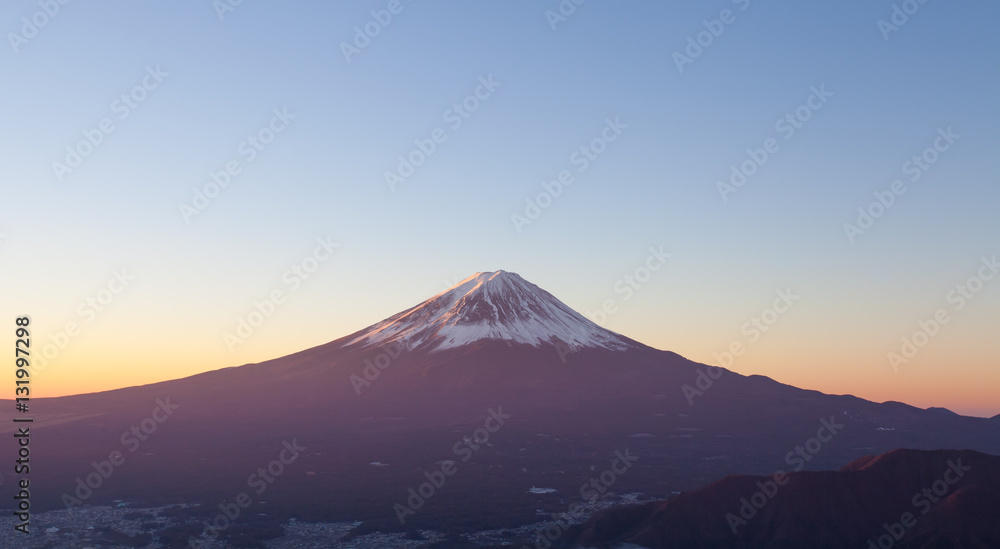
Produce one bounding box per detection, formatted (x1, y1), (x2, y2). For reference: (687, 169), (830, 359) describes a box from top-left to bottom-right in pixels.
(1, 0), (997, 417)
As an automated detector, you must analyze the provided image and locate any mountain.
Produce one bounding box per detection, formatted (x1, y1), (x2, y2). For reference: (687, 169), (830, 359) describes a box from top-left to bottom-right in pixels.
(574, 449), (1000, 549)
(346, 270), (638, 353)
(5, 271), (999, 546)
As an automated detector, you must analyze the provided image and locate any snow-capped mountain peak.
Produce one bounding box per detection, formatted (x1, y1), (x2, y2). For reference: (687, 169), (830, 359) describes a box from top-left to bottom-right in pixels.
(347, 270), (637, 353)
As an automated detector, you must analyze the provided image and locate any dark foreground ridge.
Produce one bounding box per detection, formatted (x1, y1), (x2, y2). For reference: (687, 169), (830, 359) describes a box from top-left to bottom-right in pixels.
(574, 449), (1000, 549)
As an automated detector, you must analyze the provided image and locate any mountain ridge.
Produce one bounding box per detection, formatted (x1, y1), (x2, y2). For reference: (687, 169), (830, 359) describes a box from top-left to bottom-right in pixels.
(574, 448), (1000, 548)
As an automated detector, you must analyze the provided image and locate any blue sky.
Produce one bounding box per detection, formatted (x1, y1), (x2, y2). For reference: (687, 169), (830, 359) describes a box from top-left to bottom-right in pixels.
(1, 0), (998, 415)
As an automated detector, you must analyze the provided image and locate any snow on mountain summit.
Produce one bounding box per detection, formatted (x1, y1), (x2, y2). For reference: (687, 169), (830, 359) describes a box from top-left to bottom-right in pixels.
(347, 270), (637, 353)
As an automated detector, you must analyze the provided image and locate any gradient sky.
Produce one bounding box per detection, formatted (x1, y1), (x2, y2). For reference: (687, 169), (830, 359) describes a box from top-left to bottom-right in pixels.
(2, 1), (997, 417)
